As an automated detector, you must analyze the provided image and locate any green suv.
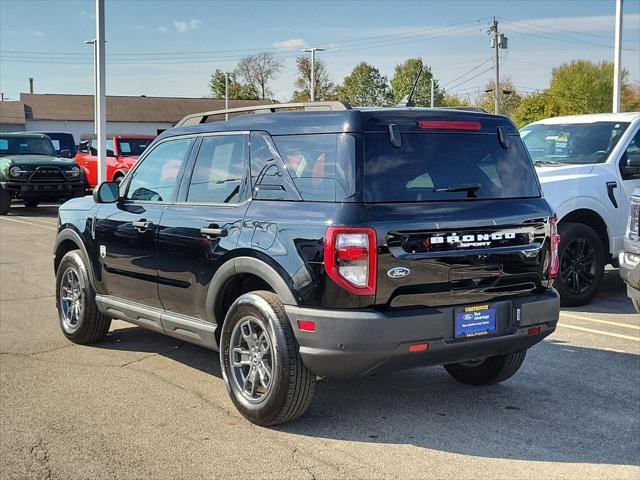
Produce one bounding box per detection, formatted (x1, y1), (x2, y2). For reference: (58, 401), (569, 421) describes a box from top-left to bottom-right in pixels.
(0, 133), (86, 214)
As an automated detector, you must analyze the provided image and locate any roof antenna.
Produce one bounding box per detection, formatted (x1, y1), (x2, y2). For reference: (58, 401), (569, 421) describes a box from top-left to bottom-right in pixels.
(396, 67), (423, 107)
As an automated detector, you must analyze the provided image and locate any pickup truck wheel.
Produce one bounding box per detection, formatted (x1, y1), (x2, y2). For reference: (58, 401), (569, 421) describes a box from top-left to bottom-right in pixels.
(0, 188), (11, 215)
(220, 291), (315, 426)
(444, 350), (527, 385)
(55, 250), (111, 344)
(23, 199), (39, 208)
(555, 223), (605, 307)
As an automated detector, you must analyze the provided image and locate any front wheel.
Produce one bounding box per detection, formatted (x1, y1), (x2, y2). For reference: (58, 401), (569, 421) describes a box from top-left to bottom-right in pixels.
(220, 291), (315, 426)
(23, 199), (39, 208)
(55, 250), (111, 344)
(555, 223), (605, 307)
(444, 351), (527, 385)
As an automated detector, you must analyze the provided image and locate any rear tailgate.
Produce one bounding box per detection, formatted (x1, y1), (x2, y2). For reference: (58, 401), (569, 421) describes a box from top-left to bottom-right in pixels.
(368, 199), (552, 308)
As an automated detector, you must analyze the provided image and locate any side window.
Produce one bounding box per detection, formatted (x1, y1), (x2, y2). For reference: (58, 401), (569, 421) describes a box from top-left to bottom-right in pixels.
(186, 135), (247, 204)
(621, 130), (640, 180)
(126, 138), (192, 202)
(249, 132), (299, 200)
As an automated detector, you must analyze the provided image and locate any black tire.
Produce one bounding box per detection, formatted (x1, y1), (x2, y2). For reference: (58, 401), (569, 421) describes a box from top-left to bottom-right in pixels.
(0, 187), (11, 215)
(113, 173), (124, 184)
(23, 199), (39, 208)
(220, 291), (315, 426)
(55, 250), (111, 344)
(555, 222), (605, 307)
(444, 350), (527, 385)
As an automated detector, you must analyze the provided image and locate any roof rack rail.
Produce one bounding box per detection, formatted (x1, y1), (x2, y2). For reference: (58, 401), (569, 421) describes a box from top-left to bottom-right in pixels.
(175, 101), (351, 127)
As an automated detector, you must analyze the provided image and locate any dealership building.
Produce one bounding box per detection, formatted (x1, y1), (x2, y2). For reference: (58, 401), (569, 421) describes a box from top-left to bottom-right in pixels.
(0, 93), (273, 141)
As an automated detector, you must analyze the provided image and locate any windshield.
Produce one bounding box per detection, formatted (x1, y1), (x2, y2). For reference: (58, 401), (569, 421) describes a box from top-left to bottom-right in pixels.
(0, 136), (57, 156)
(44, 133), (76, 155)
(520, 122), (629, 165)
(117, 138), (152, 156)
(364, 133), (540, 202)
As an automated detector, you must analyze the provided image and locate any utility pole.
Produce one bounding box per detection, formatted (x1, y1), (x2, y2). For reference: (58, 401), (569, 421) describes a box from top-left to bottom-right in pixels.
(490, 18), (500, 115)
(613, 0), (623, 113)
(430, 77), (435, 107)
(301, 47), (325, 102)
(95, 0), (107, 185)
(225, 72), (229, 120)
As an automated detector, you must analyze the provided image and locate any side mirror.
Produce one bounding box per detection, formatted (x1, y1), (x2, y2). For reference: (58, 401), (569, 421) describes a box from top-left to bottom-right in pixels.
(106, 149), (115, 157)
(60, 149), (72, 158)
(621, 155), (640, 179)
(93, 181), (120, 204)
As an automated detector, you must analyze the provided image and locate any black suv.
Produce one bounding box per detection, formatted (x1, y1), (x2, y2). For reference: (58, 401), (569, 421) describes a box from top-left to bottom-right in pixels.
(53, 102), (560, 425)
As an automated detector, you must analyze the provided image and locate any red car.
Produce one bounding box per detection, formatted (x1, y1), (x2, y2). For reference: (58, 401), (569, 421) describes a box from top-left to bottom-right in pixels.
(75, 134), (155, 187)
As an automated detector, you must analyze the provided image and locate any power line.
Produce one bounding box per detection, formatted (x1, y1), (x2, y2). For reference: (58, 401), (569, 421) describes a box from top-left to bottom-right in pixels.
(441, 58), (492, 87)
(446, 66), (494, 91)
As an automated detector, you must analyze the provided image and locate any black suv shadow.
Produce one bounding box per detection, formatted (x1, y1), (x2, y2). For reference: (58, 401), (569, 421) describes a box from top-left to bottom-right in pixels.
(96, 326), (639, 466)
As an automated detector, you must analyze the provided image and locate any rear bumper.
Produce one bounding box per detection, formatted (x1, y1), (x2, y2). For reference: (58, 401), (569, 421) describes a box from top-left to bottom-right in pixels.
(286, 289), (559, 378)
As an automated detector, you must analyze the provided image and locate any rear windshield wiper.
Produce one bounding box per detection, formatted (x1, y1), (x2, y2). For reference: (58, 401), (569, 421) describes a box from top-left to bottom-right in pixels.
(433, 183), (481, 198)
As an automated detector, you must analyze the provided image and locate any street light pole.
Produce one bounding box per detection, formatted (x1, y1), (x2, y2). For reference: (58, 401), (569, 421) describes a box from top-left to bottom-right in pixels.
(225, 72), (229, 120)
(430, 77), (435, 108)
(95, 0), (107, 185)
(301, 47), (325, 102)
(84, 39), (97, 137)
(613, 0), (623, 113)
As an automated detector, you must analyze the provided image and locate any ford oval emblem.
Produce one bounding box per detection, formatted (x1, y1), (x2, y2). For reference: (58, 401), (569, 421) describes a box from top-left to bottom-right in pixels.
(387, 267), (410, 279)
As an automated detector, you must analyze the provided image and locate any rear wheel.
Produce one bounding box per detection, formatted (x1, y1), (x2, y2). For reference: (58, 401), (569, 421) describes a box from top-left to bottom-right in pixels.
(220, 291), (315, 426)
(555, 223), (605, 307)
(444, 350), (527, 385)
(55, 250), (111, 344)
(0, 188), (11, 215)
(23, 199), (39, 208)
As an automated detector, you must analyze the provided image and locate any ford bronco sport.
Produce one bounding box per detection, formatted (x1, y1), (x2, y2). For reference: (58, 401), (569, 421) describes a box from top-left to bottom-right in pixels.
(0, 132), (86, 214)
(53, 102), (560, 425)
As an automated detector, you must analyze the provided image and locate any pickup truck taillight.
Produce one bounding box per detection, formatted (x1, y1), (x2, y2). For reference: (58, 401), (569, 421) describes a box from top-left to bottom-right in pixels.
(324, 227), (376, 295)
(549, 216), (561, 279)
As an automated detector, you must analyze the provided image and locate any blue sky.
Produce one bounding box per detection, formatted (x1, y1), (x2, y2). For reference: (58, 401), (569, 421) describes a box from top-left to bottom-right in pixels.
(1, 0), (639, 102)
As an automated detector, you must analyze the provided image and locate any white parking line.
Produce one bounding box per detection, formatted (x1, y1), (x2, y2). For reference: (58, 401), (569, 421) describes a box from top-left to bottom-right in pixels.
(0, 216), (57, 230)
(560, 312), (640, 331)
(558, 323), (640, 342)
(10, 216), (57, 226)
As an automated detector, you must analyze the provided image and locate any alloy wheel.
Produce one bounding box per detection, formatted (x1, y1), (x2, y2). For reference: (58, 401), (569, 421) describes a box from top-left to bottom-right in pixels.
(560, 237), (597, 295)
(60, 267), (82, 332)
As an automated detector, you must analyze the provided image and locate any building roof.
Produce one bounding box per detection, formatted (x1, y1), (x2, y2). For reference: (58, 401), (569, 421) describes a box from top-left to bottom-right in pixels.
(16, 93), (274, 124)
(0, 101), (26, 125)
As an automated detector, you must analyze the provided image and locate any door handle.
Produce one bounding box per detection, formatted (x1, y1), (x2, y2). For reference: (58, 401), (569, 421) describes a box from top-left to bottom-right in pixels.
(200, 226), (228, 239)
(132, 219), (153, 232)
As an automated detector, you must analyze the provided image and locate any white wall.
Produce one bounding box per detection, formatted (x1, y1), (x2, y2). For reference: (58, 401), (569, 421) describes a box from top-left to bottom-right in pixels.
(25, 120), (173, 143)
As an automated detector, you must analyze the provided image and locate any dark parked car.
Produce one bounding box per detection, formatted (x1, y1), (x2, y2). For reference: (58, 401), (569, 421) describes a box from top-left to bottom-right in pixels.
(53, 102), (560, 425)
(32, 131), (77, 158)
(0, 132), (86, 214)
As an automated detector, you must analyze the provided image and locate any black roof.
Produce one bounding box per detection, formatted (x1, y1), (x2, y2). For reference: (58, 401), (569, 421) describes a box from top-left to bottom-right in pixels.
(160, 107), (517, 140)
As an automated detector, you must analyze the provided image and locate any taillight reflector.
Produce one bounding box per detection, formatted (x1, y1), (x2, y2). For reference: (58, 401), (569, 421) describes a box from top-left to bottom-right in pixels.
(324, 226), (377, 296)
(417, 120), (481, 130)
(527, 326), (541, 335)
(297, 320), (316, 332)
(409, 343), (429, 352)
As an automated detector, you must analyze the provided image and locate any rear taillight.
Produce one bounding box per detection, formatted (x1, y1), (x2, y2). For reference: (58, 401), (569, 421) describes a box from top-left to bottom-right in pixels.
(324, 227), (376, 295)
(549, 216), (560, 279)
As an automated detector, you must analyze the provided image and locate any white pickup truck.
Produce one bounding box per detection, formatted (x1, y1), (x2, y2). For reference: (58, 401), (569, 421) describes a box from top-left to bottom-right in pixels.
(520, 112), (640, 306)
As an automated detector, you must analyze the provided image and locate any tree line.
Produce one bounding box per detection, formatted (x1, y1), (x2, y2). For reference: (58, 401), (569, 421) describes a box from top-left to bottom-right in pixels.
(209, 53), (640, 127)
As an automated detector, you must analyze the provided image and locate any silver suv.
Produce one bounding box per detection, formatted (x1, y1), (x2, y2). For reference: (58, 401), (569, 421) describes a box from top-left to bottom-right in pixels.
(620, 188), (640, 313)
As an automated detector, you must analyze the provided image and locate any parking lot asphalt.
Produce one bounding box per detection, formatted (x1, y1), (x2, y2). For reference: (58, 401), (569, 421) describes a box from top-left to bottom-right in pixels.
(1, 203), (639, 480)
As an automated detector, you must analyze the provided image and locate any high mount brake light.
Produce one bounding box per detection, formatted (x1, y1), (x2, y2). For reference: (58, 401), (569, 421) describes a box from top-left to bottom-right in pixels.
(324, 227), (377, 296)
(417, 120), (482, 131)
(549, 216), (560, 279)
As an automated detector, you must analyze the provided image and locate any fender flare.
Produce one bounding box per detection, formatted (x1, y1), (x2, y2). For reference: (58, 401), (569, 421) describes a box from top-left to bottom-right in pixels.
(205, 256), (298, 324)
(53, 228), (97, 285)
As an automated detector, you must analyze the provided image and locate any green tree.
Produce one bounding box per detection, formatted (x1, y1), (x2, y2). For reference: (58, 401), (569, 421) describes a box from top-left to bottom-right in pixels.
(389, 58), (443, 107)
(208, 69), (259, 100)
(478, 78), (523, 118)
(513, 92), (563, 128)
(337, 62), (391, 107)
(546, 60), (625, 115)
(622, 84), (640, 112)
(440, 93), (471, 108)
(291, 56), (337, 102)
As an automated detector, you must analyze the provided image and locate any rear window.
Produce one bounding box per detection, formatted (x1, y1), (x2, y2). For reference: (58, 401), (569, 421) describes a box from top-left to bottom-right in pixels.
(118, 138), (152, 156)
(364, 133), (540, 202)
